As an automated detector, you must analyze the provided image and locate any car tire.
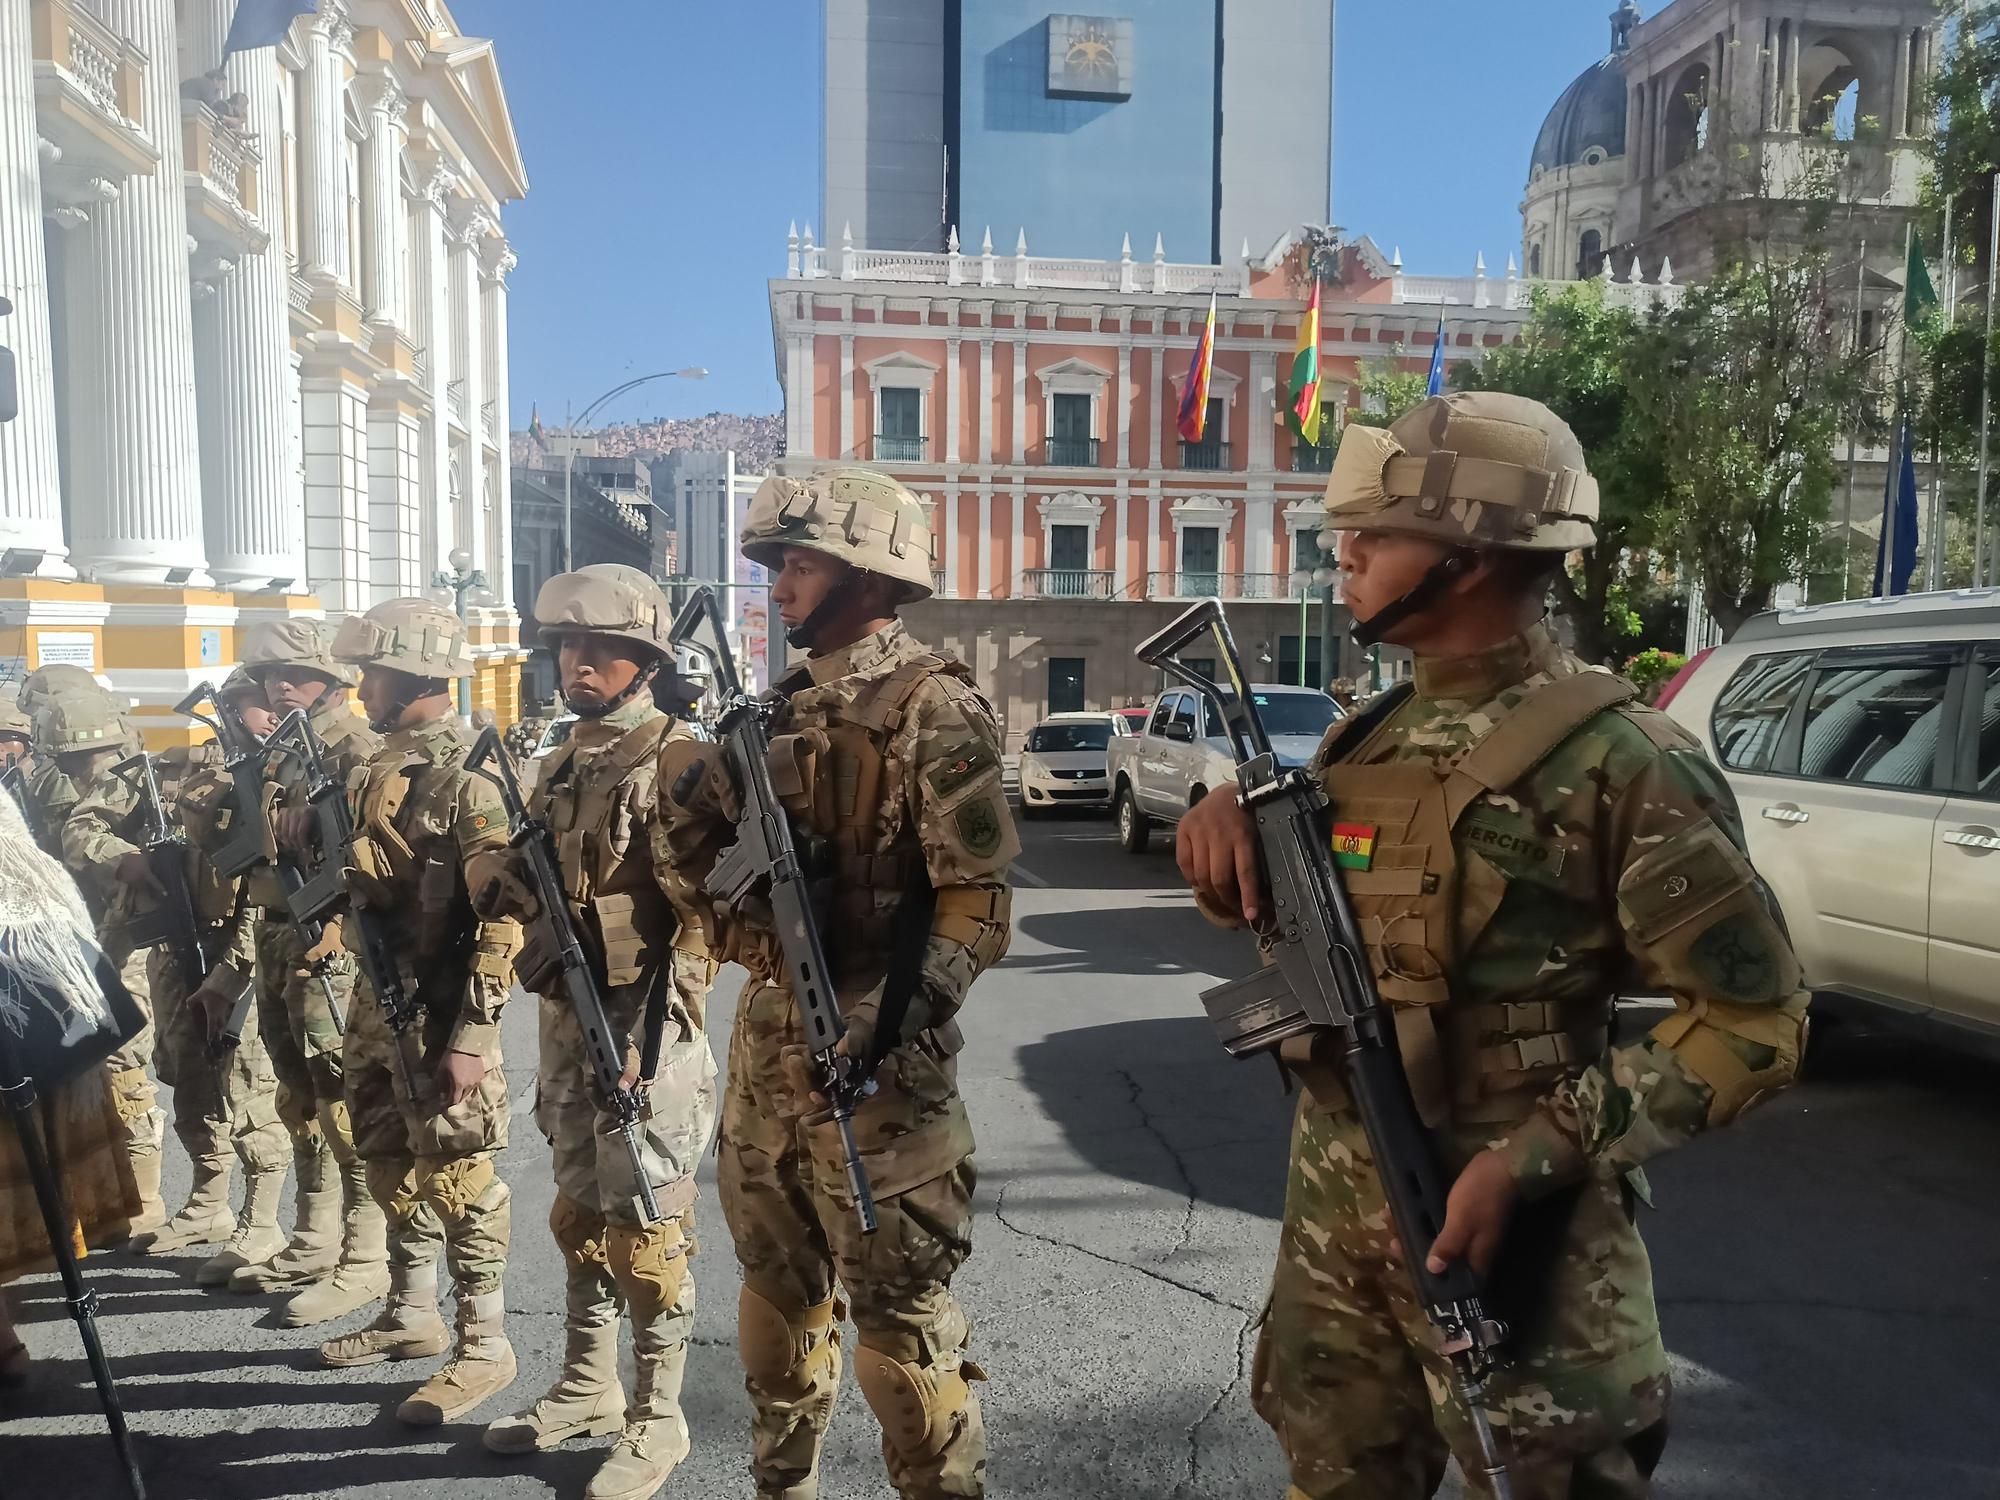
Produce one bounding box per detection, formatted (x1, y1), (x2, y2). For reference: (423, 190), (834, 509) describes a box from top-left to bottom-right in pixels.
(1116, 785), (1151, 854)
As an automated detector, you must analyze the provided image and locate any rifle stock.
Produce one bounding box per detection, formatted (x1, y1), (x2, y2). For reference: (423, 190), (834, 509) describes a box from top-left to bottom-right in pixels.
(670, 586), (879, 1234)
(1136, 599), (1515, 1500)
(466, 726), (664, 1224)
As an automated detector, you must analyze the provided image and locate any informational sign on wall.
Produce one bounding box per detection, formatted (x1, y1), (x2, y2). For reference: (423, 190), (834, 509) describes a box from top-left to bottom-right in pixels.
(35, 630), (95, 669)
(200, 629), (222, 666)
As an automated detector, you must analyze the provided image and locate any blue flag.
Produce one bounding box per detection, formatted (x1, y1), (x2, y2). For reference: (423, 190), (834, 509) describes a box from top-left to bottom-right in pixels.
(1425, 313), (1447, 396)
(1871, 421), (1920, 597)
(224, 0), (316, 55)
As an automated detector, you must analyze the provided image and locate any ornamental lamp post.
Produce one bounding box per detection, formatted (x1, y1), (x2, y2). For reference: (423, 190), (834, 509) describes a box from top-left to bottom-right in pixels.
(1287, 564), (1338, 690)
(434, 546), (490, 716)
(562, 367), (707, 572)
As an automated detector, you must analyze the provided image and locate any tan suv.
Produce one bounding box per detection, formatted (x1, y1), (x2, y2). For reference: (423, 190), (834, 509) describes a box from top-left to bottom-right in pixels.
(1661, 591), (2000, 1045)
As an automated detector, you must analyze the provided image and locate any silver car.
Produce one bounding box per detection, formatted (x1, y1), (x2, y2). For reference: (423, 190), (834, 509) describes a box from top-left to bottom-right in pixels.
(1018, 712), (1118, 817)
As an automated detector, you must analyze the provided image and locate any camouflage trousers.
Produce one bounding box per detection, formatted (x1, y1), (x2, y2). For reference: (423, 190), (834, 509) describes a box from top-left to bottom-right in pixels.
(151, 947), (286, 1174)
(1253, 1100), (1672, 1500)
(718, 978), (985, 1500)
(103, 946), (160, 1161)
(254, 916), (358, 1169)
(343, 976), (511, 1296)
(537, 953), (718, 1367)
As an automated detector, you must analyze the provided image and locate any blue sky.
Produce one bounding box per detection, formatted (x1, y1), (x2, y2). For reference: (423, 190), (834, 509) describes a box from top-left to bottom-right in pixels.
(474, 2), (1611, 425)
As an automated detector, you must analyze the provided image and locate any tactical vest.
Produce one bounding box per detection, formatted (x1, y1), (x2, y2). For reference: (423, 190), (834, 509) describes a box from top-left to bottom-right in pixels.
(249, 703), (379, 913)
(756, 654), (967, 998)
(345, 738), (474, 954)
(532, 711), (696, 987)
(1303, 669), (1636, 1127)
(168, 742), (243, 928)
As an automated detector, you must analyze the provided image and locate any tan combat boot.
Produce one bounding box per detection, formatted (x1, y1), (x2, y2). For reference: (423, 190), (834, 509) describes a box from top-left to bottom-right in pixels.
(122, 1143), (166, 1245)
(232, 1145), (339, 1293)
(484, 1266), (625, 1454)
(281, 1161), (388, 1325)
(587, 1320), (691, 1500)
(398, 1288), (516, 1426)
(131, 1152), (235, 1254)
(320, 1261), (449, 1368)
(198, 1164), (287, 1286)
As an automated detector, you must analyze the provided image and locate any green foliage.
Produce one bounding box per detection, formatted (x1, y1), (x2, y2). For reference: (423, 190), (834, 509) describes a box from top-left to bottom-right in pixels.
(1623, 647), (1689, 703)
(1346, 358), (1429, 429)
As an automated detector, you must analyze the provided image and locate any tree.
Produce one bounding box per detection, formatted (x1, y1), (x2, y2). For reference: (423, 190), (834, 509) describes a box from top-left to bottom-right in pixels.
(1451, 282), (1668, 663)
(1346, 357), (1428, 429)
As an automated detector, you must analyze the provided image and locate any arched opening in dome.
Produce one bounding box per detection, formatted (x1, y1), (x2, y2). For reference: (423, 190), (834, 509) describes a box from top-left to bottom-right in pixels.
(1529, 243), (1543, 278)
(1802, 44), (1864, 140)
(1662, 61), (1712, 170)
(1577, 229), (1603, 280)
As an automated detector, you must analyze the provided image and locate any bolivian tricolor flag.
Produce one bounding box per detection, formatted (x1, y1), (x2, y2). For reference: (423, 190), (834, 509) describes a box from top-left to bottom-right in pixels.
(1331, 821), (1376, 870)
(1288, 280), (1323, 444)
(1177, 294), (1217, 442)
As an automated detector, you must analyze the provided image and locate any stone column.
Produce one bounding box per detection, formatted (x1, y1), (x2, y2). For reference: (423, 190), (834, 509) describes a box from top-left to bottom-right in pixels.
(64, 0), (209, 584)
(839, 333), (855, 458)
(355, 73), (407, 330)
(1248, 349), (1276, 470)
(298, 0), (352, 286)
(977, 337), (993, 465)
(1762, 21), (1779, 133)
(185, 0), (304, 587)
(944, 334), (962, 464)
(1785, 17), (1802, 132)
(411, 160), (452, 579)
(0, 0), (68, 574)
(447, 199), (488, 572)
(480, 238), (515, 607)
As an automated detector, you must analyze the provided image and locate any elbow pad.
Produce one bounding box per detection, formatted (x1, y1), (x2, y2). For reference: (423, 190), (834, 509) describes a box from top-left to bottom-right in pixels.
(1649, 994), (1807, 1124)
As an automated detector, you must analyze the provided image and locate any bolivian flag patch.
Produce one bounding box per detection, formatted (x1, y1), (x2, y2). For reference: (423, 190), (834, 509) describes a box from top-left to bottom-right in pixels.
(1331, 822), (1377, 870)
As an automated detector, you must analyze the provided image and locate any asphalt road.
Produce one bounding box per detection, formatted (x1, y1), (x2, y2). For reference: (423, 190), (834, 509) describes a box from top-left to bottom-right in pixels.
(6, 810), (2000, 1498)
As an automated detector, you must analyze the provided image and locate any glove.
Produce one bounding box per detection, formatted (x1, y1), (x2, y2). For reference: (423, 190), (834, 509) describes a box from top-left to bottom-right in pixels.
(515, 926), (562, 995)
(470, 854), (539, 922)
(304, 916), (344, 966)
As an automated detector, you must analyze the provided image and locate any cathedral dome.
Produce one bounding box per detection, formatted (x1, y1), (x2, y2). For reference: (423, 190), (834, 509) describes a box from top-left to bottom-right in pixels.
(1529, 1), (1639, 176)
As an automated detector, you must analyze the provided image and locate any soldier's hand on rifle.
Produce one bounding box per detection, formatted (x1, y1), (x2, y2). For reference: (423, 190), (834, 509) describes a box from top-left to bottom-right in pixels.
(1176, 788), (1266, 926)
(114, 850), (165, 895)
(434, 1048), (487, 1107)
(303, 917), (344, 966)
(274, 806), (313, 852)
(1423, 1149), (1520, 1281)
(189, 984), (231, 1045)
(468, 854), (538, 922)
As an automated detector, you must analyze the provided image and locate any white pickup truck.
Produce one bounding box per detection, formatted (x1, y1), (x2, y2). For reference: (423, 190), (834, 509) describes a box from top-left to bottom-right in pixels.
(1106, 682), (1341, 852)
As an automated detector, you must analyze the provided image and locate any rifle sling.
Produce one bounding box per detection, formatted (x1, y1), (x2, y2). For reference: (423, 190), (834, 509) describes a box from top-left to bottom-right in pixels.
(863, 855), (940, 1078)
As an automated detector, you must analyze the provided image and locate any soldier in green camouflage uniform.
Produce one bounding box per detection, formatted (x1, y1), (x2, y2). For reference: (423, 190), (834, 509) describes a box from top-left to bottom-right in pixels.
(475, 564), (719, 1500)
(63, 675), (290, 1274)
(230, 619), (391, 1327)
(32, 688), (167, 1239)
(312, 598), (521, 1428)
(1177, 393), (1809, 1499)
(656, 469), (1015, 1500)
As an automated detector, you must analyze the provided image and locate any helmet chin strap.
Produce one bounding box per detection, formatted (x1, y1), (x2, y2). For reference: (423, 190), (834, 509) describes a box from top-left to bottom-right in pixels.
(369, 676), (447, 734)
(1349, 549), (1476, 649)
(566, 657), (660, 719)
(785, 569), (864, 650)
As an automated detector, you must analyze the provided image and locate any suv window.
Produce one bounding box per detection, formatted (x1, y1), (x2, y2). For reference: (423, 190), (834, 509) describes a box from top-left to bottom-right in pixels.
(1168, 694), (1199, 737)
(1969, 653), (2000, 798)
(1146, 695), (1178, 736)
(1797, 658), (1953, 789)
(1711, 652), (1811, 772)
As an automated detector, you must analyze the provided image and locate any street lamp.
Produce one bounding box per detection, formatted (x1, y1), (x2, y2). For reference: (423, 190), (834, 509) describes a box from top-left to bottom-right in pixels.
(1287, 564), (1339, 690)
(434, 546), (487, 716)
(562, 367), (708, 572)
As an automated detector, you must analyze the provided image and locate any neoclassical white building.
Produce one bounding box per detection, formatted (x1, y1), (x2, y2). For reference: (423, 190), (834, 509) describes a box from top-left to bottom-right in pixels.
(0, 0), (528, 736)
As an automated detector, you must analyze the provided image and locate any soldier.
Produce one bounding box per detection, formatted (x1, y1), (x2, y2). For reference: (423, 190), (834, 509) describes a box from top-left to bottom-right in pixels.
(0, 690), (31, 773)
(230, 619), (390, 1328)
(311, 597), (521, 1427)
(37, 693), (166, 1239)
(65, 671), (290, 1280)
(1176, 393), (1809, 1499)
(474, 565), (718, 1500)
(655, 469), (1015, 1500)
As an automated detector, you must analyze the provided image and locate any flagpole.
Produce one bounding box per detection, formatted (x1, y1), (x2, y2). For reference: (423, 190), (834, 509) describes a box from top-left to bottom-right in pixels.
(1842, 237), (1867, 599)
(1929, 194), (1955, 591)
(1889, 219), (1913, 596)
(1980, 171), (2000, 589)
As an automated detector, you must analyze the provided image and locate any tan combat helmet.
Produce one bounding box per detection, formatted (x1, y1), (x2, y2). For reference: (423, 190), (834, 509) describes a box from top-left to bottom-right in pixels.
(0, 688), (29, 740)
(1323, 392), (1598, 554)
(331, 596), (473, 679)
(18, 662), (113, 714)
(39, 693), (127, 758)
(739, 468), (935, 601)
(241, 616), (356, 686)
(533, 564), (673, 658)
(216, 666), (265, 706)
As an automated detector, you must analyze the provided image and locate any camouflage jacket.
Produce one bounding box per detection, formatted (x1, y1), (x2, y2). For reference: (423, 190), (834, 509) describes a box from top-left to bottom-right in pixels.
(656, 619), (1015, 1044)
(343, 712), (518, 1053)
(1315, 624), (1807, 1198)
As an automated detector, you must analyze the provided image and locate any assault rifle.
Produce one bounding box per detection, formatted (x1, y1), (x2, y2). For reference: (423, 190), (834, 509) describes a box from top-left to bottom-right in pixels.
(113, 752), (210, 992)
(466, 727), (665, 1224)
(177, 685), (344, 1036)
(669, 585), (879, 1234)
(1136, 599), (1515, 1500)
(266, 710), (428, 1104)
(1, 760), (40, 845)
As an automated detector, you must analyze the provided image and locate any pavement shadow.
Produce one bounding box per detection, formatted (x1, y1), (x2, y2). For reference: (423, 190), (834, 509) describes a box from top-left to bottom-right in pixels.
(1011, 899), (1251, 981)
(1014, 1016), (1293, 1223)
(1014, 819), (1183, 893)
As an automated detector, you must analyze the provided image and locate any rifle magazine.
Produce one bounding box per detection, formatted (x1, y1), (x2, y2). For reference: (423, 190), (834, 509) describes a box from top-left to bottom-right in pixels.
(1199, 963), (1313, 1058)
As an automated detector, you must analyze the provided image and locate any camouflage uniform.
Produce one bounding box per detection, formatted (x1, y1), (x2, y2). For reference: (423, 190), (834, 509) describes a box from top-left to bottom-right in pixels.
(657, 470), (1015, 1500)
(231, 621), (389, 1324)
(318, 597), (521, 1429)
(478, 564), (719, 1500)
(64, 731), (288, 1270)
(1242, 394), (1809, 1499)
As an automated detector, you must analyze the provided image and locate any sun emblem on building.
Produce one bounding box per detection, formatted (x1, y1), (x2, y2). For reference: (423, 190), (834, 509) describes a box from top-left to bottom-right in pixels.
(1064, 23), (1119, 81)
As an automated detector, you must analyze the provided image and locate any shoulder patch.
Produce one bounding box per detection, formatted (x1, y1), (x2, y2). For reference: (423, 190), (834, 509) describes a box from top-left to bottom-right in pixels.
(954, 794), (1003, 858)
(925, 740), (998, 801)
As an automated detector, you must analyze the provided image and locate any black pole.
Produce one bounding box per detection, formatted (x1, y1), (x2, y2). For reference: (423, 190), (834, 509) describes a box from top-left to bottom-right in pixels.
(0, 1033), (147, 1500)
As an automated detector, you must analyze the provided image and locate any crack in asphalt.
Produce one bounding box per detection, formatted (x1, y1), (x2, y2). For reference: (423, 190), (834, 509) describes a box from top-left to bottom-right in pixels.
(1185, 1306), (1259, 1494)
(990, 1179), (1254, 1316)
(1111, 1065), (1200, 1263)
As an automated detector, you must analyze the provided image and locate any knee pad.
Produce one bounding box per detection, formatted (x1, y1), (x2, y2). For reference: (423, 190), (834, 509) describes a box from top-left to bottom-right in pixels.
(854, 1310), (979, 1462)
(365, 1157), (424, 1227)
(108, 1066), (157, 1125)
(607, 1220), (688, 1322)
(549, 1194), (609, 1269)
(738, 1283), (840, 1397)
(416, 1155), (498, 1221)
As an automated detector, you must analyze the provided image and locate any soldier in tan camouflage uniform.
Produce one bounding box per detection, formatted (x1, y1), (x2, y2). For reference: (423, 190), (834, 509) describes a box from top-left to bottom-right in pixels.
(231, 619), (392, 1327)
(474, 565), (718, 1500)
(1178, 393), (1810, 1499)
(310, 598), (521, 1427)
(34, 690), (166, 1239)
(655, 469), (1015, 1500)
(65, 671), (291, 1281)
(0, 689), (30, 773)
